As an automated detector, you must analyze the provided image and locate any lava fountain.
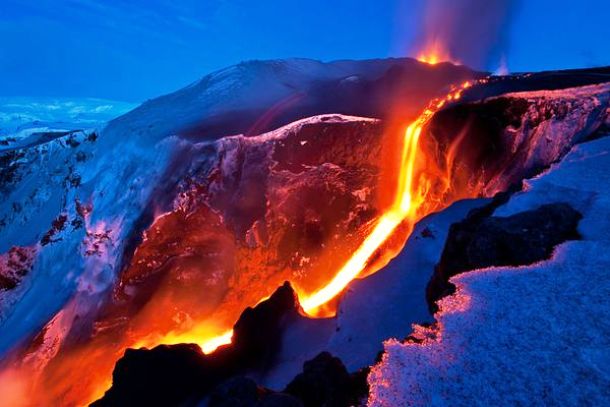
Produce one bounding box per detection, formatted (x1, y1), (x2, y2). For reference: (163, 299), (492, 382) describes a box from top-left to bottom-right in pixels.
(416, 39), (456, 65)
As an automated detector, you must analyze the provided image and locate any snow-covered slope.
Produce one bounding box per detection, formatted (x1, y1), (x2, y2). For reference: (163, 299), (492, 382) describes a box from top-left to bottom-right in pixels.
(369, 135), (610, 406)
(105, 58), (481, 142)
(0, 127), (180, 357)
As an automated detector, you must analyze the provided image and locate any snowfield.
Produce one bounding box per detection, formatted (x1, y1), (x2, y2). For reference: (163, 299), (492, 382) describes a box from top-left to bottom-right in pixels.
(369, 135), (610, 406)
(0, 97), (135, 136)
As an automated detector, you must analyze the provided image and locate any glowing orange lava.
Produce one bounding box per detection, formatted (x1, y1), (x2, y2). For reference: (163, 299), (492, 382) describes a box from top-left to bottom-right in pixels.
(0, 82), (480, 406)
(417, 40), (456, 65)
(198, 80), (475, 354)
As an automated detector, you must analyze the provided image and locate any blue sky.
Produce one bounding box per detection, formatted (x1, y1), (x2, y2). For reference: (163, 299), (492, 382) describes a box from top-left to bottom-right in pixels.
(0, 0), (608, 102)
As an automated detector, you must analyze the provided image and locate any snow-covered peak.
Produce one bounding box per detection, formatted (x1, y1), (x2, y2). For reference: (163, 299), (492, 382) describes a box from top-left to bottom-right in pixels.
(103, 57), (478, 144)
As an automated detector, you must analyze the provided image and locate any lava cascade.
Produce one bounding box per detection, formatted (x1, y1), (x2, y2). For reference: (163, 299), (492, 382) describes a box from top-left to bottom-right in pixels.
(0, 80), (479, 407)
(196, 80), (476, 355)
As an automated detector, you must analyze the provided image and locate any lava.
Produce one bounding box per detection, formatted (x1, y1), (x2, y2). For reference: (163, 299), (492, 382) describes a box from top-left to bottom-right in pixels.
(198, 80), (475, 354)
(417, 40), (456, 65)
(300, 81), (473, 314)
(0, 79), (477, 406)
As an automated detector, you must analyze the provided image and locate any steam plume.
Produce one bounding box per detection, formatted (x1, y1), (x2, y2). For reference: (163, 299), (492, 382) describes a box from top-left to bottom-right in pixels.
(413, 0), (518, 70)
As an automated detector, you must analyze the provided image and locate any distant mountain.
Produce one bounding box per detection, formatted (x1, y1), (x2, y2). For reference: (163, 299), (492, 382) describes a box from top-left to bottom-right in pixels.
(0, 96), (135, 136)
(106, 58), (483, 142)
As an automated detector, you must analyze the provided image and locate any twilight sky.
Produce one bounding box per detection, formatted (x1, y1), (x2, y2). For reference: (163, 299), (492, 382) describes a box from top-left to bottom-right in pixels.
(1, 0), (608, 102)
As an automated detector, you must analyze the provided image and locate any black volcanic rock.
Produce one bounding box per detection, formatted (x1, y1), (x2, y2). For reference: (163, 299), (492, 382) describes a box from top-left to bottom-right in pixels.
(284, 352), (369, 407)
(93, 289), (368, 407)
(92, 282), (300, 407)
(208, 376), (267, 407)
(257, 393), (304, 407)
(421, 79), (610, 202)
(231, 281), (301, 369)
(427, 202), (582, 312)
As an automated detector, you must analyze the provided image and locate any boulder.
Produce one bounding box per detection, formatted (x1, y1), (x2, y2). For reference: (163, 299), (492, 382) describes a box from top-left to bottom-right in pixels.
(427, 202), (582, 311)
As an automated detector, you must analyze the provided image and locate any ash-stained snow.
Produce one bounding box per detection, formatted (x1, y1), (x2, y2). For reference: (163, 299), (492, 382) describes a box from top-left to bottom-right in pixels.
(0, 120), (179, 355)
(369, 135), (610, 406)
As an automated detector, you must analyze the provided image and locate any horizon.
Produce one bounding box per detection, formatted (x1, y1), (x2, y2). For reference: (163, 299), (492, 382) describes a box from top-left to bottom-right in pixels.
(1, 0), (609, 103)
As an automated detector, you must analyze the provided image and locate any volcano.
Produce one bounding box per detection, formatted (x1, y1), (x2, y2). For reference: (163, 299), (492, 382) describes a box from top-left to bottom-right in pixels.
(0, 58), (609, 406)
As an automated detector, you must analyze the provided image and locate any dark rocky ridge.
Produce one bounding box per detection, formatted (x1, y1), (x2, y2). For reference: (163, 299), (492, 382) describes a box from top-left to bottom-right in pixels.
(93, 282), (299, 406)
(427, 201), (583, 312)
(93, 283), (367, 407)
(420, 80), (610, 205)
(461, 66), (610, 103)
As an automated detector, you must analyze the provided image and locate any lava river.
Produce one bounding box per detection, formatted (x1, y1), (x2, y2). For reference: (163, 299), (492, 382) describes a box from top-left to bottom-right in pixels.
(2, 79), (478, 407)
(160, 80), (477, 356)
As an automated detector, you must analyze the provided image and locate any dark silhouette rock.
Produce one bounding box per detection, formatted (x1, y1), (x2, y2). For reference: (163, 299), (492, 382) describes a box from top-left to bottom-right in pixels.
(231, 281), (301, 370)
(257, 393), (304, 407)
(209, 376), (266, 407)
(284, 352), (369, 407)
(92, 282), (300, 407)
(427, 202), (582, 312)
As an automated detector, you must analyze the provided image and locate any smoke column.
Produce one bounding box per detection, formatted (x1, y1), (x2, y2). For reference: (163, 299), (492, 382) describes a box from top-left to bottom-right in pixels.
(413, 0), (518, 70)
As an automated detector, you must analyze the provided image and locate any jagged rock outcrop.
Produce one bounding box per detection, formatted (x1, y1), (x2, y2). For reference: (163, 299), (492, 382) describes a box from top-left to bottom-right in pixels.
(419, 82), (610, 209)
(93, 282), (300, 406)
(427, 201), (582, 312)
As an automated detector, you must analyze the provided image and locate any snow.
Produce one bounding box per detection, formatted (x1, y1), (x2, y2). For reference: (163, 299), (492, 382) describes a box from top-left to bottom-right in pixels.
(104, 59), (393, 143)
(0, 120), (179, 355)
(369, 135), (610, 406)
(0, 97), (135, 137)
(250, 114), (379, 143)
(103, 57), (472, 144)
(259, 198), (489, 390)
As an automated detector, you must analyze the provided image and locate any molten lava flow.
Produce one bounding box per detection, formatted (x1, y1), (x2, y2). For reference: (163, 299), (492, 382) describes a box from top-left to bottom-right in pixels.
(300, 124), (421, 312)
(297, 81), (473, 314)
(199, 80), (475, 354)
(0, 80), (479, 407)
